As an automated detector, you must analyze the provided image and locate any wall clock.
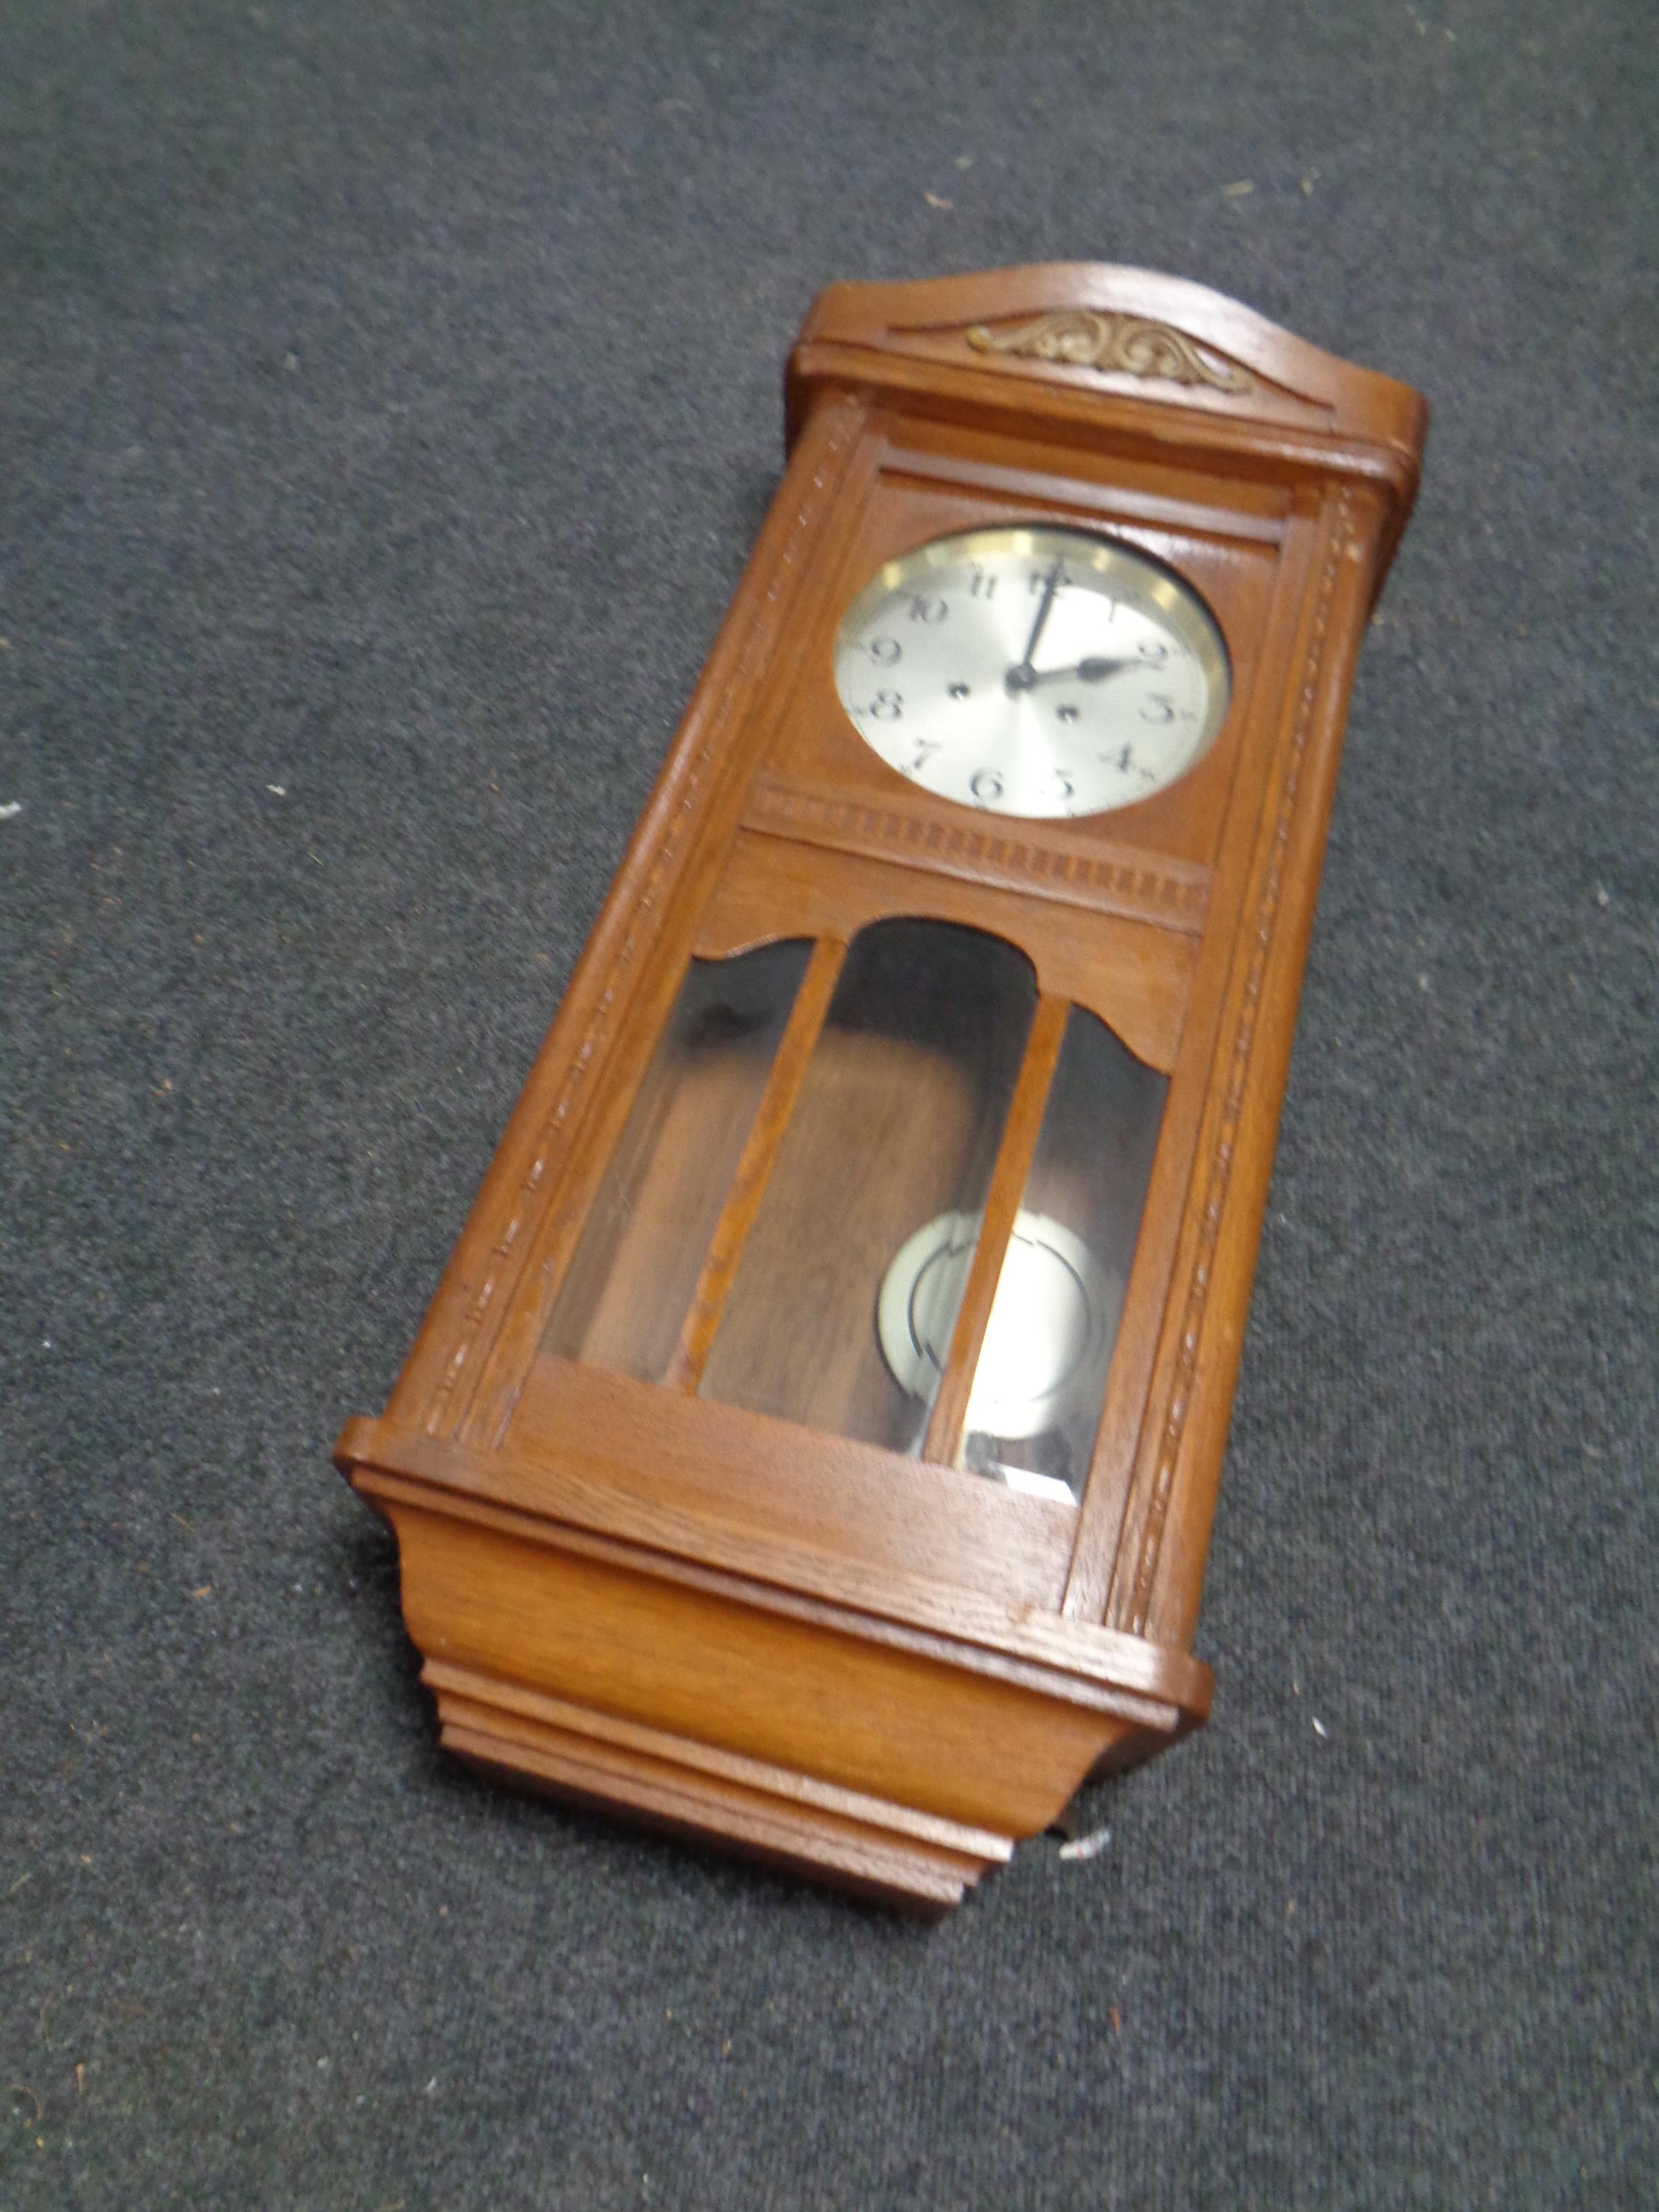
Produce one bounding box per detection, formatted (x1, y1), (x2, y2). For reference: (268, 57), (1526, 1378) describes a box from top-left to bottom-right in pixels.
(336, 265), (1427, 1913)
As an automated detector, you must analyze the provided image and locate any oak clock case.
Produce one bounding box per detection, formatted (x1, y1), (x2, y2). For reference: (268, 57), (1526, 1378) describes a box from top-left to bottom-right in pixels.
(335, 266), (1427, 1913)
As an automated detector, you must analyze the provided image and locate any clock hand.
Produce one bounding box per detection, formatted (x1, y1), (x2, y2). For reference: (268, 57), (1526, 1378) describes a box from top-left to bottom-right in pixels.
(1025, 655), (1144, 687)
(1005, 560), (1065, 693)
(1006, 650), (1142, 695)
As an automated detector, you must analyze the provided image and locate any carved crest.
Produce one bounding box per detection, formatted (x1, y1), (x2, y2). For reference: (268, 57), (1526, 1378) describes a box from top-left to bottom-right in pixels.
(965, 310), (1251, 394)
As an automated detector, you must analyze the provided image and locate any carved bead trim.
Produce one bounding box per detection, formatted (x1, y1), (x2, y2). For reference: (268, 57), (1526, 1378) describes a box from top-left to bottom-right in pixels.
(1121, 489), (1354, 1636)
(966, 311), (1251, 394)
(420, 398), (865, 1441)
(746, 775), (1211, 933)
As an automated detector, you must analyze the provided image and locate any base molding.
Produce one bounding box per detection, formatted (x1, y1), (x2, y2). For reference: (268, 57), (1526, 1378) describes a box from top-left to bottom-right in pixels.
(429, 1663), (1010, 1913)
(338, 1417), (1212, 1913)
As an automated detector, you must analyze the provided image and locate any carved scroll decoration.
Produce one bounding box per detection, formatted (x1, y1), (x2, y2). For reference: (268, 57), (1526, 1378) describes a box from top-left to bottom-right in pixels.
(966, 311), (1251, 394)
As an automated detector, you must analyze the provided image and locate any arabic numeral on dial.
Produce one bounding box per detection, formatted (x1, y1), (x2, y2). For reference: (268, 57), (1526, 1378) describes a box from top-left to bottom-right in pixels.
(908, 594), (948, 625)
(907, 740), (942, 773)
(1049, 770), (1074, 800)
(1030, 563), (1072, 594)
(867, 690), (903, 721)
(1140, 693), (1177, 723)
(970, 768), (1004, 804)
(967, 567), (998, 599)
(1137, 638), (1169, 663)
(867, 636), (902, 666)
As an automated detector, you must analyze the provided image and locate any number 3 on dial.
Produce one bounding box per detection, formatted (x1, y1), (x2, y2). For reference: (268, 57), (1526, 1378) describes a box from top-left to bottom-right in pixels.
(832, 524), (1229, 820)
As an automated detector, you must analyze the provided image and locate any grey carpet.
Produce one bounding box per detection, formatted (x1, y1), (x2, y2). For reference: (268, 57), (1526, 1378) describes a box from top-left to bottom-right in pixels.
(2, 1), (1655, 2205)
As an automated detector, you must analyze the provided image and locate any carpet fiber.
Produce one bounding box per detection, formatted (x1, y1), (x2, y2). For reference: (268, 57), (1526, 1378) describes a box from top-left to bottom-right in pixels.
(3, 2), (1655, 2204)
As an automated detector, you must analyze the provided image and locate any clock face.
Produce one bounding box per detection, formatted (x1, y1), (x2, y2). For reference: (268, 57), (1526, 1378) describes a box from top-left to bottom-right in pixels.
(833, 525), (1230, 820)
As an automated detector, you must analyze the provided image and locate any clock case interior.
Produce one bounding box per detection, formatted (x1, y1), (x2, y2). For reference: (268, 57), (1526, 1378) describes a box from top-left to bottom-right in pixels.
(336, 266), (1426, 1913)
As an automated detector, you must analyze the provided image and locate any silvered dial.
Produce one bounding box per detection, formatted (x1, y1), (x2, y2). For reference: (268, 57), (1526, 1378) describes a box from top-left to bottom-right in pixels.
(833, 525), (1229, 819)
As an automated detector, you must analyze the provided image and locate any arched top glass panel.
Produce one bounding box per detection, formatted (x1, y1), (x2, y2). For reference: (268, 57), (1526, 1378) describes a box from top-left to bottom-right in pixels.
(956, 1005), (1166, 1501)
(542, 939), (814, 1384)
(698, 918), (1037, 1455)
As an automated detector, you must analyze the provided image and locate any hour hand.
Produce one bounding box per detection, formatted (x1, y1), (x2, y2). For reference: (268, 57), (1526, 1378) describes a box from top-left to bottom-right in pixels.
(1006, 654), (1141, 692)
(1054, 654), (1143, 685)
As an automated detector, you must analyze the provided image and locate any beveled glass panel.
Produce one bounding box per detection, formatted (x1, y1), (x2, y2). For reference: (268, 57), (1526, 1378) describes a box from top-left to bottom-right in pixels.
(959, 1006), (1166, 1502)
(542, 940), (813, 1383)
(698, 919), (1037, 1453)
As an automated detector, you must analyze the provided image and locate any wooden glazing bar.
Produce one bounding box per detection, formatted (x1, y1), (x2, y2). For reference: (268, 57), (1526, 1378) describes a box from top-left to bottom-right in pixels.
(920, 992), (1071, 1467)
(664, 934), (849, 1391)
